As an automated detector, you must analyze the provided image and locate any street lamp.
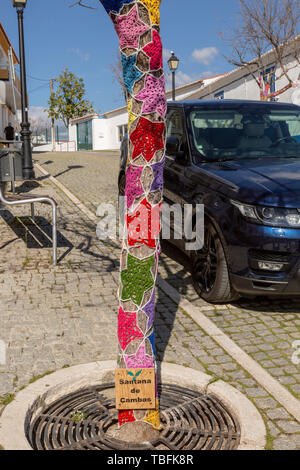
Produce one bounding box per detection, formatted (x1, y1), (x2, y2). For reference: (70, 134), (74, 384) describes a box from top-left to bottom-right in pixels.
(12, 0), (35, 179)
(168, 51), (179, 101)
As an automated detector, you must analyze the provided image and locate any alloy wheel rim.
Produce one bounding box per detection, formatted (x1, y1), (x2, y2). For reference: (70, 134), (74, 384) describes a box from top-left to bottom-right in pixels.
(193, 227), (218, 293)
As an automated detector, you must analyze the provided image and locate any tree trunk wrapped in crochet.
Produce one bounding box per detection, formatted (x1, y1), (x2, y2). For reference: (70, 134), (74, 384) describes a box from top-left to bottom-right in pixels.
(98, 0), (166, 429)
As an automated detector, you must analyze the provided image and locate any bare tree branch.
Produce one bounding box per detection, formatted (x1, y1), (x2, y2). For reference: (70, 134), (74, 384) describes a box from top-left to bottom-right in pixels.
(69, 0), (97, 9)
(110, 50), (128, 103)
(221, 0), (300, 100)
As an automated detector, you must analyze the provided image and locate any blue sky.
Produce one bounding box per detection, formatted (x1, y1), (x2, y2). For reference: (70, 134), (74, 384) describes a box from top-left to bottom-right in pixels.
(1, 0), (240, 121)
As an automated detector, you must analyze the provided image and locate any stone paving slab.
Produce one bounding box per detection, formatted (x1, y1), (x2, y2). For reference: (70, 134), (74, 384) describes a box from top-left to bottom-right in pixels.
(0, 151), (298, 450)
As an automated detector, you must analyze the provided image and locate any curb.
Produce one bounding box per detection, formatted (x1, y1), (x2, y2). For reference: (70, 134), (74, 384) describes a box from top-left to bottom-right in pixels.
(0, 361), (266, 451)
(158, 277), (300, 423)
(34, 162), (300, 423)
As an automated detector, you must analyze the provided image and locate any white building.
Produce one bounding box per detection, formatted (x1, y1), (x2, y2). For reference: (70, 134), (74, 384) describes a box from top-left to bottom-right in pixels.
(69, 37), (300, 151)
(0, 22), (21, 141)
(69, 75), (224, 151)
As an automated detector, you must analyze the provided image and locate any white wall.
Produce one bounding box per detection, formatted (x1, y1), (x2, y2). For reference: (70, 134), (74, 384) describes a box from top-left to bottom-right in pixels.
(70, 112), (128, 151)
(69, 122), (77, 150)
(195, 54), (300, 103)
(69, 51), (300, 152)
(93, 118), (110, 149)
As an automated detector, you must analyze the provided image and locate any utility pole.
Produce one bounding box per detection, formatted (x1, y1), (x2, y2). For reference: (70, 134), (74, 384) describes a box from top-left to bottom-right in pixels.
(50, 79), (56, 152)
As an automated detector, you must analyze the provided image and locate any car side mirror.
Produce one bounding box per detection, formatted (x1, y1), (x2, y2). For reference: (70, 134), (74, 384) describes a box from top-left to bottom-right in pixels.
(166, 136), (185, 159)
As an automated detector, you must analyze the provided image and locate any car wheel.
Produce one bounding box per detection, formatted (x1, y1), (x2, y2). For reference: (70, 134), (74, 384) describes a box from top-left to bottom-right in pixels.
(119, 173), (126, 196)
(192, 221), (239, 303)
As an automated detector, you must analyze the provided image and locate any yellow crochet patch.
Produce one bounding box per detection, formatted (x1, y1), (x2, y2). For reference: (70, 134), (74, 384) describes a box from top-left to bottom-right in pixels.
(127, 99), (137, 131)
(140, 0), (161, 25)
(143, 400), (161, 430)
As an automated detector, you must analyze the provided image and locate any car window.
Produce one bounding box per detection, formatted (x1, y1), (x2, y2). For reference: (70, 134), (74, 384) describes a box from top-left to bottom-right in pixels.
(166, 109), (186, 149)
(167, 109), (184, 136)
(189, 107), (300, 161)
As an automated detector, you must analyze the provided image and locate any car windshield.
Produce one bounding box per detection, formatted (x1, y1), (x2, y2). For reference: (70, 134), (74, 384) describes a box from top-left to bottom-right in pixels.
(189, 106), (300, 161)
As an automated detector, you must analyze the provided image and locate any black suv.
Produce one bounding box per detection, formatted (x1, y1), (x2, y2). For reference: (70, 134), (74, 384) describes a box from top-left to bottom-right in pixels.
(119, 100), (300, 303)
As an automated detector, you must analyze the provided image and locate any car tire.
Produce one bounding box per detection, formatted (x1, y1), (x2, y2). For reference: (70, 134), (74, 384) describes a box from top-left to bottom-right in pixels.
(192, 221), (239, 304)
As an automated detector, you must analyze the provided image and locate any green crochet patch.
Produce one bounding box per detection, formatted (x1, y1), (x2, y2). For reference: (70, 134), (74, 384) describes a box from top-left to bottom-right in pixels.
(121, 253), (155, 306)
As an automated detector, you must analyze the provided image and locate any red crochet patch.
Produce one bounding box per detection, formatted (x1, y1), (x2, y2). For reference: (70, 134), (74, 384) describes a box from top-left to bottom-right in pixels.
(118, 307), (144, 351)
(127, 198), (161, 248)
(130, 117), (165, 162)
(118, 409), (136, 427)
(143, 30), (163, 70)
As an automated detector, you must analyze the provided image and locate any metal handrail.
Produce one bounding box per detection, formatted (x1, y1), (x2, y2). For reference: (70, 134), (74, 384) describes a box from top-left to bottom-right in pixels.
(0, 185), (57, 265)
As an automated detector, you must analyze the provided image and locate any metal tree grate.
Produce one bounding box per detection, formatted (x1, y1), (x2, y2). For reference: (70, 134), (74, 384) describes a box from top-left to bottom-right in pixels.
(26, 383), (241, 450)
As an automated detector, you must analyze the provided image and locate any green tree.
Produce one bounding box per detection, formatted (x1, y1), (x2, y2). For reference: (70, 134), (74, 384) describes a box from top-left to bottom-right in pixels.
(48, 68), (95, 128)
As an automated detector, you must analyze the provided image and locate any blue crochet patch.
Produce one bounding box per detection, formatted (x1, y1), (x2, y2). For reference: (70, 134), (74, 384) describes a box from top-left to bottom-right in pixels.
(121, 53), (143, 94)
(148, 330), (156, 355)
(100, 0), (133, 14)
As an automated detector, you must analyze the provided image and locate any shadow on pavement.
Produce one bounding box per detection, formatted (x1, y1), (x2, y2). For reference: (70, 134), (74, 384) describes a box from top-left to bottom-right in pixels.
(54, 165), (84, 179)
(0, 210), (72, 250)
(155, 241), (190, 383)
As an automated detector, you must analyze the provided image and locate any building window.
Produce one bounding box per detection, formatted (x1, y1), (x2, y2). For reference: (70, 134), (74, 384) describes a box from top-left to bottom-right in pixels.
(214, 91), (224, 100)
(118, 124), (128, 142)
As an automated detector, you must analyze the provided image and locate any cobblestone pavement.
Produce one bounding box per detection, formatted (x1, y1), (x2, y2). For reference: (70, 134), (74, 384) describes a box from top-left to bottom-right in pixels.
(0, 151), (299, 450)
(34, 151), (120, 213)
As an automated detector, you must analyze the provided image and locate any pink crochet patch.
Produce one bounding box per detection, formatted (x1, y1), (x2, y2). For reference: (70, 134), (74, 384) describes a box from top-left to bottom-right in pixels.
(118, 306), (144, 351)
(125, 342), (154, 368)
(143, 30), (163, 70)
(113, 6), (149, 49)
(135, 74), (166, 117)
(125, 165), (144, 209)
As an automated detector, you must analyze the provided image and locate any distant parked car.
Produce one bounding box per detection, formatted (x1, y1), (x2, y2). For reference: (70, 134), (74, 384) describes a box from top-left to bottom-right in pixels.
(119, 100), (300, 303)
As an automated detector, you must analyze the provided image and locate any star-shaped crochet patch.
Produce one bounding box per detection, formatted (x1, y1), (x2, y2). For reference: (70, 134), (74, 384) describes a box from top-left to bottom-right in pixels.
(143, 30), (163, 70)
(121, 53), (143, 94)
(135, 74), (166, 117)
(142, 289), (156, 329)
(127, 198), (161, 249)
(130, 117), (165, 162)
(121, 253), (155, 306)
(125, 164), (144, 208)
(100, 0), (132, 14)
(114, 5), (149, 50)
(118, 307), (144, 351)
(150, 157), (165, 192)
(125, 342), (154, 368)
(144, 403), (161, 430)
(127, 99), (137, 131)
(140, 0), (161, 25)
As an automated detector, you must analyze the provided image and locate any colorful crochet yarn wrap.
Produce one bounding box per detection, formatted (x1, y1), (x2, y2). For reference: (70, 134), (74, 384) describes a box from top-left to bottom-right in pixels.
(99, 0), (166, 429)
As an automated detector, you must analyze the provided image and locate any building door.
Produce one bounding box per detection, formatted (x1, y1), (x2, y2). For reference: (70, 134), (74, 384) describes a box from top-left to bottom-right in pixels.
(76, 121), (93, 150)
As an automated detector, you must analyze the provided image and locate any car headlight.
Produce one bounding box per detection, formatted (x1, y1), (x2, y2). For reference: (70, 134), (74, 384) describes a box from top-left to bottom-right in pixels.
(230, 200), (300, 227)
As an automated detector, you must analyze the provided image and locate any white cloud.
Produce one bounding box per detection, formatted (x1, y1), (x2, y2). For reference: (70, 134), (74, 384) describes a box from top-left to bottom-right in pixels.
(191, 47), (219, 65)
(165, 71), (200, 90)
(163, 48), (172, 62)
(175, 71), (196, 86)
(28, 106), (50, 123)
(70, 48), (91, 62)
